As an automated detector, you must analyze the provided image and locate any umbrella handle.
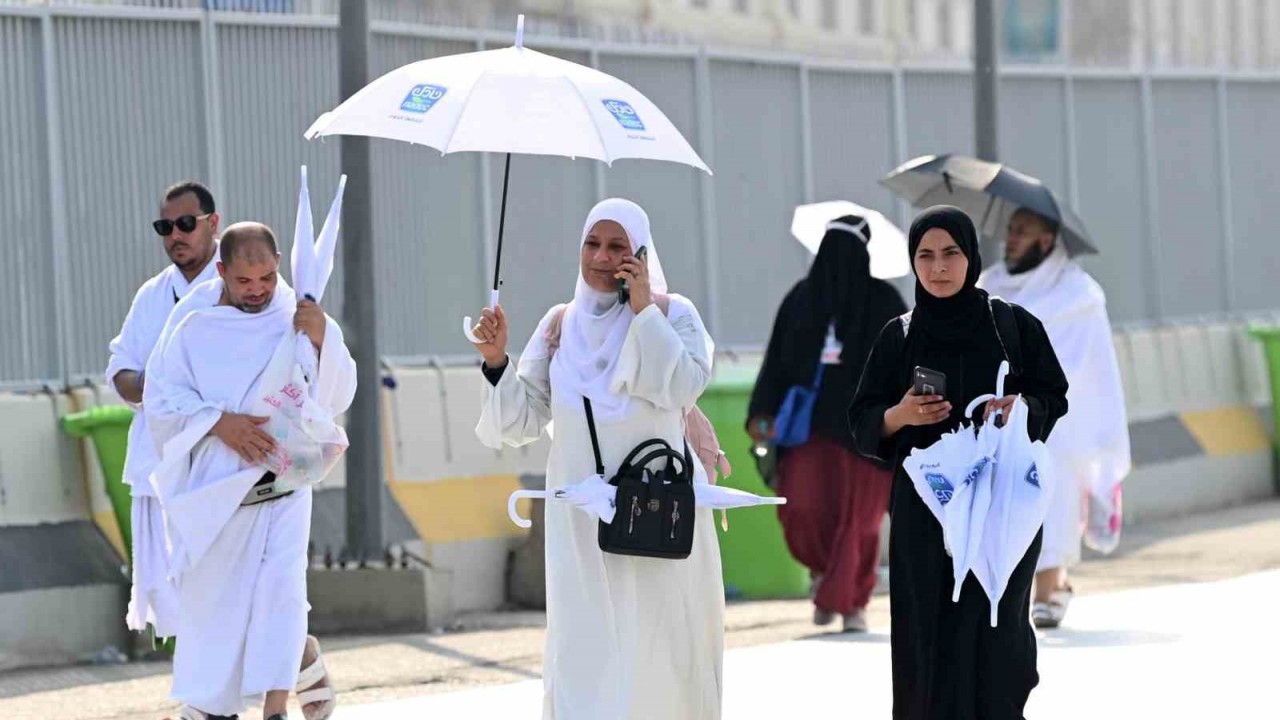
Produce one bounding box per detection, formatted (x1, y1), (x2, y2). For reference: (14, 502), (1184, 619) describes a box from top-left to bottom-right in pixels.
(463, 289), (502, 345)
(507, 489), (547, 528)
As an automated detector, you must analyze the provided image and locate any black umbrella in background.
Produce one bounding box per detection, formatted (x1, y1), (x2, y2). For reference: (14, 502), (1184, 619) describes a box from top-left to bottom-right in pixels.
(881, 154), (1098, 257)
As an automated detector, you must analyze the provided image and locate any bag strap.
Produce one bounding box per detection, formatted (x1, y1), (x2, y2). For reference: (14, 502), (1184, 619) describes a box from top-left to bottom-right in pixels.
(582, 397), (605, 477)
(583, 396), (695, 483)
(988, 297), (1023, 375)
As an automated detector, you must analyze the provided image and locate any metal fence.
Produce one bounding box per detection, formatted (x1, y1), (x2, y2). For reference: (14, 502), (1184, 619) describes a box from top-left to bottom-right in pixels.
(2, 4), (1279, 389)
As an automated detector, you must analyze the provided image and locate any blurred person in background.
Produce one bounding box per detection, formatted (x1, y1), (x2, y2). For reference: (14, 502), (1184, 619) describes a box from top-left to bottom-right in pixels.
(979, 207), (1131, 629)
(747, 217), (907, 633)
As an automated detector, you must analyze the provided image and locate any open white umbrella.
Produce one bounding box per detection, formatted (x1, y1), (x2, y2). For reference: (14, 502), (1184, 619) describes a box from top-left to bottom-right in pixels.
(790, 201), (910, 279)
(304, 15), (710, 343)
(506, 476), (784, 529)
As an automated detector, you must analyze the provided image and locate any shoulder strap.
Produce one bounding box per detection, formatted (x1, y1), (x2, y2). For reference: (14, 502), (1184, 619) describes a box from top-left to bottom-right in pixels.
(899, 311), (913, 338)
(582, 397), (605, 477)
(988, 297), (1023, 375)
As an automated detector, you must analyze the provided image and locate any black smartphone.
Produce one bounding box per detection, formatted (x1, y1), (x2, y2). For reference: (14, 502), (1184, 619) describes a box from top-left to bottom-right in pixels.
(913, 366), (947, 397)
(618, 245), (648, 305)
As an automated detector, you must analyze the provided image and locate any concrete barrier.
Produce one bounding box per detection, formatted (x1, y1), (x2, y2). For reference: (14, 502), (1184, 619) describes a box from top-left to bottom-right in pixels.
(1, 315), (1276, 669)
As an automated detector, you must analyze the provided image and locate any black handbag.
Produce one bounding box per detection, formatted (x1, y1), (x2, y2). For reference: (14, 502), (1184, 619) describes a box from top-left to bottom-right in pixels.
(583, 397), (696, 560)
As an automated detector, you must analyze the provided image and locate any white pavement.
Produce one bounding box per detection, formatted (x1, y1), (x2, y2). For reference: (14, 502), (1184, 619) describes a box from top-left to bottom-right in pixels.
(340, 570), (1278, 718)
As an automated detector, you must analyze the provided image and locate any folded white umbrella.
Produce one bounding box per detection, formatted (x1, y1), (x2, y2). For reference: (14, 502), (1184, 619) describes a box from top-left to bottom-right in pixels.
(290, 165), (347, 378)
(304, 15), (710, 343)
(973, 396), (1054, 627)
(506, 475), (784, 529)
(790, 201), (910, 279)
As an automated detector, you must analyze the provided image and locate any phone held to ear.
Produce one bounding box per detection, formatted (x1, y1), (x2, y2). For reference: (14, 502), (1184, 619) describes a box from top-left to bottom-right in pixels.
(618, 245), (648, 305)
(913, 366), (947, 397)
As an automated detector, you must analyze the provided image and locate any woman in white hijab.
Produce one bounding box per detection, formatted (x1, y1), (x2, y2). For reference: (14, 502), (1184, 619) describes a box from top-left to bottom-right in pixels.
(472, 198), (724, 719)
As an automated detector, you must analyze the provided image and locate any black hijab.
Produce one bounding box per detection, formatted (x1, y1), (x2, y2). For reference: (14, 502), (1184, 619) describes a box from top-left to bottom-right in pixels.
(907, 206), (989, 348)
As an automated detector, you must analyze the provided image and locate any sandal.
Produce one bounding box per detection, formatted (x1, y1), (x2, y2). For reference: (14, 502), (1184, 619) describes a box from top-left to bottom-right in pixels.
(1032, 585), (1074, 629)
(296, 635), (337, 720)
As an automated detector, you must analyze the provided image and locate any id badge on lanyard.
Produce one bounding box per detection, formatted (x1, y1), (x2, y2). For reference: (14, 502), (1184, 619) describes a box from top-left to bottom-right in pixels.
(821, 323), (843, 365)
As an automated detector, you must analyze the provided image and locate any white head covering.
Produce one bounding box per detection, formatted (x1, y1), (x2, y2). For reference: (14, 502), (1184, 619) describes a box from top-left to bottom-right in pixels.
(549, 198), (668, 422)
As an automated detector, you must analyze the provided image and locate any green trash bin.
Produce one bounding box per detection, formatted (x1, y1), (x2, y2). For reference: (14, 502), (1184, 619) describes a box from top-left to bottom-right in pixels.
(1248, 325), (1280, 473)
(698, 361), (809, 599)
(62, 405), (136, 555)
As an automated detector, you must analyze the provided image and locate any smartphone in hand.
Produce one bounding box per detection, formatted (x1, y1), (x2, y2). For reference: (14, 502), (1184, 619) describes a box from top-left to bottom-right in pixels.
(618, 245), (648, 305)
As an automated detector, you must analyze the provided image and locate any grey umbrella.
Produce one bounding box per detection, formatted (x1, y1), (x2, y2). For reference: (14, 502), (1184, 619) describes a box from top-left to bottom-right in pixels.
(881, 154), (1097, 256)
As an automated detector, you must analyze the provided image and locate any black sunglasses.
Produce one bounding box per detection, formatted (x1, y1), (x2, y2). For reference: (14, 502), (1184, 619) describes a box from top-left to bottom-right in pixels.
(152, 213), (211, 237)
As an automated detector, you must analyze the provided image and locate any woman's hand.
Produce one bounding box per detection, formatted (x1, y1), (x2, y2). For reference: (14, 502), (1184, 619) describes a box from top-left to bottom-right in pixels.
(616, 251), (652, 314)
(470, 305), (509, 369)
(983, 395), (1019, 426)
(883, 388), (953, 437)
(747, 416), (775, 444)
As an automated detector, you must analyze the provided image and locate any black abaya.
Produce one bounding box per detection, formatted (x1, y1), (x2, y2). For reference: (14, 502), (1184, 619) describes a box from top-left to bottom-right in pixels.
(847, 206), (1069, 720)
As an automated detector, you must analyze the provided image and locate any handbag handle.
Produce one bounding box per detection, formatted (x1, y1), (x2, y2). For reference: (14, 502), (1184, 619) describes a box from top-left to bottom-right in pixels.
(621, 447), (691, 484)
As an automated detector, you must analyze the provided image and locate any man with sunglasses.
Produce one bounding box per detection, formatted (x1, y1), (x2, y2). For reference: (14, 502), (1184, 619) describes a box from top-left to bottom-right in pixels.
(106, 181), (222, 641)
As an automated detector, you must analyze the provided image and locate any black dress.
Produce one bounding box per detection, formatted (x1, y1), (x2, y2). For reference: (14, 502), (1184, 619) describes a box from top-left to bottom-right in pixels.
(848, 302), (1069, 720)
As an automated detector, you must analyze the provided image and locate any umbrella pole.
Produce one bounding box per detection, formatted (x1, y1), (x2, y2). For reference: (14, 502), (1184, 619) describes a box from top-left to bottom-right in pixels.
(464, 153), (514, 343)
(492, 152), (512, 292)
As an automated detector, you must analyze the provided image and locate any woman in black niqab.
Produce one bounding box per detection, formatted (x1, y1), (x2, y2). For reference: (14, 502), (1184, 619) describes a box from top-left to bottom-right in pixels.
(848, 206), (1069, 719)
(747, 216), (907, 631)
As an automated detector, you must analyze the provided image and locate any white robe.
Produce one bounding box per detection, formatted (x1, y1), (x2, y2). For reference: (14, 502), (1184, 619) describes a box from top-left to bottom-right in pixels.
(145, 279), (356, 715)
(980, 244), (1132, 570)
(477, 299), (725, 720)
(106, 258), (219, 635)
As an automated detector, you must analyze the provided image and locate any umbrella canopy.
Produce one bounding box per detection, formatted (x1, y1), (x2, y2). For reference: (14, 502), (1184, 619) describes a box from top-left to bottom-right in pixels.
(790, 201), (911, 279)
(305, 16), (709, 344)
(290, 165), (347, 378)
(881, 154), (1097, 256)
(974, 395), (1054, 627)
(507, 476), (784, 529)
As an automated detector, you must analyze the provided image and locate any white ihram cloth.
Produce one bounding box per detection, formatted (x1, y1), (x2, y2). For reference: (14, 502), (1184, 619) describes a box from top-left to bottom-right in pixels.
(144, 279), (355, 715)
(980, 242), (1132, 567)
(106, 257), (219, 635)
(476, 199), (724, 719)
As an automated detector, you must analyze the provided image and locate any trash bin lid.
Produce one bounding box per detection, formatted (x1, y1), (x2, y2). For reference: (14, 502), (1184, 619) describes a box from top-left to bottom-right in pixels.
(61, 404), (136, 437)
(1248, 324), (1280, 341)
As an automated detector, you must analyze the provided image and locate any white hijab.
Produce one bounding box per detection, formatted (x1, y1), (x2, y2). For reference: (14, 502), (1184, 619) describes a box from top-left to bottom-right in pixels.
(547, 198), (669, 422)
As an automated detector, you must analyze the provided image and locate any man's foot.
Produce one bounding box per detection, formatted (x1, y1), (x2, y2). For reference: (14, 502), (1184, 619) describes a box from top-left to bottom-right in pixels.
(813, 606), (836, 627)
(1032, 585), (1074, 629)
(841, 608), (868, 633)
(296, 635), (336, 720)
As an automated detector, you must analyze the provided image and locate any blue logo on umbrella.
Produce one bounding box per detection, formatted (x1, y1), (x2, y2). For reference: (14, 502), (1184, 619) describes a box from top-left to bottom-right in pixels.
(401, 84), (448, 114)
(926, 473), (954, 505)
(1025, 463), (1040, 487)
(964, 457), (989, 486)
(602, 99), (646, 131)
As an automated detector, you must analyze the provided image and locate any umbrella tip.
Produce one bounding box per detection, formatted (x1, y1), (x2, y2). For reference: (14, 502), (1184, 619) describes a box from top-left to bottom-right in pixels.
(515, 14), (525, 49)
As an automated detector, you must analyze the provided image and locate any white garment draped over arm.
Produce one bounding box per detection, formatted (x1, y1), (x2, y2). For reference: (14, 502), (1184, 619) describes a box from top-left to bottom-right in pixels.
(610, 296), (713, 412)
(475, 306), (559, 449)
(106, 283), (157, 408)
(310, 316), (358, 417)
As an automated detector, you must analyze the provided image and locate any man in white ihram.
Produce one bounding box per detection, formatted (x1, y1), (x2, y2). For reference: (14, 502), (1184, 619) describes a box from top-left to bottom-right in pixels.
(979, 207), (1131, 628)
(145, 222), (352, 720)
(107, 181), (222, 638)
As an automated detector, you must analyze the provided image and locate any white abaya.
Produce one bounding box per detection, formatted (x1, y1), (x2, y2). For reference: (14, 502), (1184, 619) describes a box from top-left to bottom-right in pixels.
(478, 299), (725, 720)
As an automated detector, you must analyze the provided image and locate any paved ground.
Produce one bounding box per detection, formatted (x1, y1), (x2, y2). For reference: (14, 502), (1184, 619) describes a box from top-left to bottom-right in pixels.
(3, 499), (1279, 720)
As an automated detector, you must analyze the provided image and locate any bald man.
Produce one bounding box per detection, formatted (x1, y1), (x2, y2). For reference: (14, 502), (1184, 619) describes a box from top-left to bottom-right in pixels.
(145, 223), (351, 720)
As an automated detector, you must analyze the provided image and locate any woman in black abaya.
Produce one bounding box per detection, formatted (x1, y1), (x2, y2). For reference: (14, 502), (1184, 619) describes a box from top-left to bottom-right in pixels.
(848, 206), (1069, 720)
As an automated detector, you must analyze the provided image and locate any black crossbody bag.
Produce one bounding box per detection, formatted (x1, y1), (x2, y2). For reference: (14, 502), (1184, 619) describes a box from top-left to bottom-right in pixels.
(583, 397), (696, 560)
